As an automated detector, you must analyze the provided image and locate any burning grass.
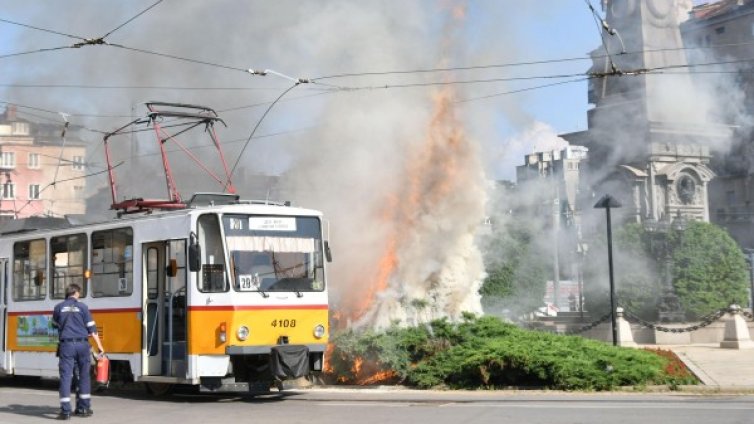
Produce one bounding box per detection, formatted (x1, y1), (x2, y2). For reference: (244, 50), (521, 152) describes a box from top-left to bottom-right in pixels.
(325, 314), (698, 390)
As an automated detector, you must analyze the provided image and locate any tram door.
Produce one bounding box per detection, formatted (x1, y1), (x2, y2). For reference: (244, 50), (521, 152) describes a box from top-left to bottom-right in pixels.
(0, 258), (7, 372)
(143, 241), (187, 377)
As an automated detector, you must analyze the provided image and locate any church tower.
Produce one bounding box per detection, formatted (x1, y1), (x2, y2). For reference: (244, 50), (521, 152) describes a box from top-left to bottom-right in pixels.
(566, 0), (730, 222)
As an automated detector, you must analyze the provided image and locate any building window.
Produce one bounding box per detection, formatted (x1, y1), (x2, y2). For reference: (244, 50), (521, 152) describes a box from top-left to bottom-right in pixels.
(2, 182), (15, 199)
(1, 152), (15, 169)
(11, 122), (29, 135)
(29, 184), (40, 200)
(27, 153), (40, 169)
(715, 26), (725, 35)
(72, 156), (84, 171)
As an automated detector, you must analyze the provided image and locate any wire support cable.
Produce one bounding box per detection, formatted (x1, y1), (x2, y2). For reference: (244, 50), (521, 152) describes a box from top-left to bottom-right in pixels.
(101, 0), (165, 39)
(227, 83), (300, 185)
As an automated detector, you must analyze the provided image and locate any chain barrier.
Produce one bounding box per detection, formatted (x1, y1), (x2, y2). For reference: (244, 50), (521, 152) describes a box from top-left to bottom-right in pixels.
(521, 311), (613, 335)
(621, 307), (727, 333)
(561, 311), (613, 335)
(521, 305), (752, 336)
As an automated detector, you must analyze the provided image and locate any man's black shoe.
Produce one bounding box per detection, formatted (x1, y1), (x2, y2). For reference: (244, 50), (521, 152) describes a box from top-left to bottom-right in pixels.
(56, 412), (70, 420)
(74, 409), (93, 417)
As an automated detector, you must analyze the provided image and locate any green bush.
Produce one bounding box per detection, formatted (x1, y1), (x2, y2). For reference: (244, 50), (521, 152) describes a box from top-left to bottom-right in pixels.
(671, 221), (749, 319)
(327, 315), (696, 390)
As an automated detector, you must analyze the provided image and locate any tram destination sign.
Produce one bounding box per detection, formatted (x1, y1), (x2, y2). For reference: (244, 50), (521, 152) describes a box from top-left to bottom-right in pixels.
(248, 217), (297, 232)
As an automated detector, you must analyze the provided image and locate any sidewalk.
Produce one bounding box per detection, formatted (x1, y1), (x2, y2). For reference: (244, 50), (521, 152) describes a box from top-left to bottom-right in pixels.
(665, 344), (754, 389)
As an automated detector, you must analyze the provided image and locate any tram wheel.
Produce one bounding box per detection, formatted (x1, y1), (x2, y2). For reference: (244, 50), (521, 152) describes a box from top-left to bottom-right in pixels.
(145, 382), (174, 396)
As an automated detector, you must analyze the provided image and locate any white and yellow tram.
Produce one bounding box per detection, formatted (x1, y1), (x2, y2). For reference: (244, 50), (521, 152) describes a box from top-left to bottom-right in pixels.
(0, 194), (330, 393)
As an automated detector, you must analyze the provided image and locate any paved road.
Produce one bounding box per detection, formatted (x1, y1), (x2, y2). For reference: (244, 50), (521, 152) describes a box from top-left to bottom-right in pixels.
(1, 379), (754, 424)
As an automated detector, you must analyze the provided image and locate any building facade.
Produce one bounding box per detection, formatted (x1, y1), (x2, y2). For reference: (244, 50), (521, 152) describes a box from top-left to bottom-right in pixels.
(681, 0), (754, 247)
(516, 146), (589, 222)
(564, 0), (729, 225)
(0, 105), (87, 220)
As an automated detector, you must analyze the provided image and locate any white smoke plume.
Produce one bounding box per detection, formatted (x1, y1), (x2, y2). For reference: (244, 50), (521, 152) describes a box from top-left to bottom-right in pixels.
(0, 0), (597, 329)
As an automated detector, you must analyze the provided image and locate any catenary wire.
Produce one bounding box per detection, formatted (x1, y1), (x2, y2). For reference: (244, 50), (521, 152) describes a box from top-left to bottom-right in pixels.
(583, 0), (619, 72)
(227, 84), (300, 184)
(0, 46), (74, 60)
(0, 17), (86, 40)
(0, 83), (288, 91)
(455, 77), (592, 103)
(101, 0), (165, 39)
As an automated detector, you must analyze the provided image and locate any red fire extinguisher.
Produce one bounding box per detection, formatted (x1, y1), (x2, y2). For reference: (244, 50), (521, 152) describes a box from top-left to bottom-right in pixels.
(95, 354), (110, 387)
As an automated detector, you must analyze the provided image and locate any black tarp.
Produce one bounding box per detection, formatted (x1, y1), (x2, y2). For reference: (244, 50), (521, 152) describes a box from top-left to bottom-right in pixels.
(270, 345), (309, 379)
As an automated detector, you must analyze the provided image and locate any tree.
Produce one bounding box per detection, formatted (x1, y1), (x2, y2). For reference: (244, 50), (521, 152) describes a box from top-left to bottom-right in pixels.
(584, 220), (748, 321)
(671, 221), (748, 319)
(582, 222), (661, 319)
(480, 215), (549, 318)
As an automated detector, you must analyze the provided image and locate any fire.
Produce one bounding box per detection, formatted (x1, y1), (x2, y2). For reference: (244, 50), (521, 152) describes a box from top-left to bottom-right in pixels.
(357, 368), (397, 386)
(324, 1), (485, 385)
(347, 87), (473, 328)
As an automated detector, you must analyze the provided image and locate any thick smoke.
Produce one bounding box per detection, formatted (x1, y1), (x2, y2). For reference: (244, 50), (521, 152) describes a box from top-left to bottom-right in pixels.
(0, 1), (623, 328)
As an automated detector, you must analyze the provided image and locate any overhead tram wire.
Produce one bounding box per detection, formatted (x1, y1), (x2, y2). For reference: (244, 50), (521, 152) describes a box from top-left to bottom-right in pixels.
(455, 77), (592, 103)
(227, 83), (301, 186)
(304, 72), (590, 93)
(0, 1), (166, 62)
(0, 46), (77, 60)
(107, 43), (249, 73)
(583, 0), (623, 73)
(0, 83), (289, 91)
(14, 161), (125, 216)
(7, 7), (754, 83)
(0, 17), (86, 41)
(100, 0), (165, 39)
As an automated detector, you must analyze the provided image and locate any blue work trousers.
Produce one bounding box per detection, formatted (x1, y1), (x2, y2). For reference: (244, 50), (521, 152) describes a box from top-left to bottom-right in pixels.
(58, 340), (92, 414)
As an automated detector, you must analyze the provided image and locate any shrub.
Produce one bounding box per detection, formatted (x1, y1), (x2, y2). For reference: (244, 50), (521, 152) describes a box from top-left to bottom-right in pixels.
(326, 315), (697, 390)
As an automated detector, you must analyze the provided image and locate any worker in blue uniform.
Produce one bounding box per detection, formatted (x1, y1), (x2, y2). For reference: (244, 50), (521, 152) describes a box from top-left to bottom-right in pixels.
(52, 283), (105, 420)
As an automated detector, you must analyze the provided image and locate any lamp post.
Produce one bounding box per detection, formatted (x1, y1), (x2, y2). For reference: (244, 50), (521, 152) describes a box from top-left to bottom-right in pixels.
(744, 248), (754, 313)
(576, 239), (588, 319)
(594, 194), (622, 346)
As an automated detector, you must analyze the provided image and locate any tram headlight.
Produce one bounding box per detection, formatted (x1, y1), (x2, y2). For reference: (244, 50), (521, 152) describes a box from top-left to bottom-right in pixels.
(313, 324), (326, 339)
(237, 325), (250, 341)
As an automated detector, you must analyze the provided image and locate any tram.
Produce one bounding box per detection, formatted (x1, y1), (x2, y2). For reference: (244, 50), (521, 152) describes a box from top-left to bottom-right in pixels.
(0, 103), (330, 393)
(0, 195), (331, 392)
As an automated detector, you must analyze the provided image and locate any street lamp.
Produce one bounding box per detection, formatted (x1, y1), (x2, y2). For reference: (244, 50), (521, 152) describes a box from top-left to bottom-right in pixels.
(576, 234), (588, 319)
(743, 248), (754, 313)
(594, 194), (622, 346)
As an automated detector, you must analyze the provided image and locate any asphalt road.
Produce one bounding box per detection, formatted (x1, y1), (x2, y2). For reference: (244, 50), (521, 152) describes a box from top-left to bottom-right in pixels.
(1, 378), (753, 424)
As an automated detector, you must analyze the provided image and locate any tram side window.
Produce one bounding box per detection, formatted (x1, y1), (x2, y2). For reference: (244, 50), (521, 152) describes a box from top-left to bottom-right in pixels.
(51, 233), (87, 299)
(91, 228), (133, 297)
(197, 214), (227, 293)
(12, 239), (46, 301)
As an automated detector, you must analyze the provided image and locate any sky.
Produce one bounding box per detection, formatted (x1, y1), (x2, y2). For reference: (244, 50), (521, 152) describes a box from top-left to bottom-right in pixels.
(0, 0), (710, 185)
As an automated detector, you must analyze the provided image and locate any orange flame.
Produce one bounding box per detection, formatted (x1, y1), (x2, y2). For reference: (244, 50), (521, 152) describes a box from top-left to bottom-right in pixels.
(326, 3), (472, 386)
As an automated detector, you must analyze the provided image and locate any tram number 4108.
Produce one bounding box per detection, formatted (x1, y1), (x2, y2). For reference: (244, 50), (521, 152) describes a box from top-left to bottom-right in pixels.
(271, 319), (296, 328)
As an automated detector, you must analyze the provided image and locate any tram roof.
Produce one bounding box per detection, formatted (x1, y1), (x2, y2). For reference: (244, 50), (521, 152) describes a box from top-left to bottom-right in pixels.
(0, 216), (72, 235)
(0, 200), (323, 237)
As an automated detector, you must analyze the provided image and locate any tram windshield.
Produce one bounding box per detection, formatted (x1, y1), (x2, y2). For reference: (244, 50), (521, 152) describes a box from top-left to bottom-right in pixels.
(222, 215), (325, 293)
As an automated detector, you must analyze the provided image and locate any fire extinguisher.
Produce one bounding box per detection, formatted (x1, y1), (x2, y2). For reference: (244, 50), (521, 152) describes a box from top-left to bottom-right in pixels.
(95, 354), (110, 387)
